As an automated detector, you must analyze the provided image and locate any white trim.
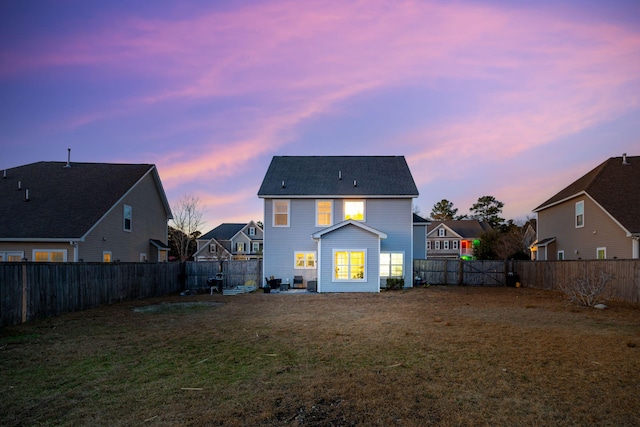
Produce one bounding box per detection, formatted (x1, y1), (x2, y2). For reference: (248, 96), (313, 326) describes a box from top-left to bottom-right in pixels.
(343, 200), (365, 222)
(557, 250), (564, 260)
(596, 247), (606, 260)
(332, 249), (367, 282)
(575, 200), (584, 228)
(294, 251), (317, 269)
(123, 204), (132, 232)
(312, 220), (387, 240)
(0, 251), (24, 262)
(380, 251), (404, 278)
(272, 200), (290, 227)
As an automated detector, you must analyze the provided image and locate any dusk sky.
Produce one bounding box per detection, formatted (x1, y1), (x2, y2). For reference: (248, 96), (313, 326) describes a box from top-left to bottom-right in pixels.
(2, 0), (639, 230)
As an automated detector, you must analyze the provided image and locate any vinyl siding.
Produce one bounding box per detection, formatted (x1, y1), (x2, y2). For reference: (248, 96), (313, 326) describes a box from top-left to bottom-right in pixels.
(538, 195), (632, 260)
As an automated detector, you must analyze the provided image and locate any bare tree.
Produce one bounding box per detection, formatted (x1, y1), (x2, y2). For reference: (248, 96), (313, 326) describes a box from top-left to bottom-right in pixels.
(170, 194), (206, 261)
(559, 266), (614, 307)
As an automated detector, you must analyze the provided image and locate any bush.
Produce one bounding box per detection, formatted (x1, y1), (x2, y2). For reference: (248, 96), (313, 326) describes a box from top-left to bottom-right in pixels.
(385, 277), (404, 290)
(559, 266), (613, 307)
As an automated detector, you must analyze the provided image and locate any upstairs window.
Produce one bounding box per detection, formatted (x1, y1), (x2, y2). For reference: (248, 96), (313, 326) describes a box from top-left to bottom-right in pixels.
(123, 205), (132, 232)
(438, 228), (445, 237)
(316, 200), (333, 227)
(452, 241), (459, 250)
(273, 200), (290, 227)
(575, 201), (584, 228)
(249, 227), (256, 236)
(344, 200), (365, 221)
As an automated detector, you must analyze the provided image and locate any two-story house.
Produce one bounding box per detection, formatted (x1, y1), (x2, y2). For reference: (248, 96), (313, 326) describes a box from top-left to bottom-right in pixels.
(258, 156), (419, 293)
(193, 221), (263, 261)
(532, 154), (640, 260)
(426, 220), (492, 260)
(0, 160), (172, 262)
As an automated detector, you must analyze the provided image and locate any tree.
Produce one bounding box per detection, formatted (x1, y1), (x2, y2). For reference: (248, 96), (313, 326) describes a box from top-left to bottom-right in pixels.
(469, 195), (505, 228)
(170, 194), (206, 261)
(430, 199), (458, 221)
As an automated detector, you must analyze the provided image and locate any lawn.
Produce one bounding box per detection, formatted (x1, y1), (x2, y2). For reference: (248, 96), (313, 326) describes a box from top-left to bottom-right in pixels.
(1, 286), (639, 426)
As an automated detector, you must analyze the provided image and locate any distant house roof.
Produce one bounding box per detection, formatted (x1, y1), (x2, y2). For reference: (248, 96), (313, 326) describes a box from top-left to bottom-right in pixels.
(533, 155), (640, 234)
(413, 213), (430, 224)
(427, 220), (493, 238)
(258, 156), (419, 198)
(0, 161), (172, 241)
(200, 223), (251, 241)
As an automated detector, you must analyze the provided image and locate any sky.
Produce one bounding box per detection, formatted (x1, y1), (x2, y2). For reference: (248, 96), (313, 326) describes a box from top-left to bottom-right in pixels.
(1, 0), (639, 231)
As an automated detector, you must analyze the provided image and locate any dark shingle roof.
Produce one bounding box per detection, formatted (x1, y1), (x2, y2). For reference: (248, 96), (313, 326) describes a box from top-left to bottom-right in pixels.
(258, 156), (419, 197)
(200, 223), (247, 241)
(427, 220), (493, 238)
(0, 161), (163, 240)
(533, 155), (640, 234)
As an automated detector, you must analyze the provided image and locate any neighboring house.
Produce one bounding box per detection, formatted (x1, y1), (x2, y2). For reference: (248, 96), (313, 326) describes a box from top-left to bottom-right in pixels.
(258, 156), (419, 293)
(193, 221), (264, 261)
(413, 213), (430, 259)
(532, 154), (640, 260)
(426, 220), (493, 259)
(0, 161), (172, 262)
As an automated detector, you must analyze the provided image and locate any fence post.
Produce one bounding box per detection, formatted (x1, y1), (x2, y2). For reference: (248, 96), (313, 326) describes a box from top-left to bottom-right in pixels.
(21, 262), (27, 323)
(457, 258), (464, 286)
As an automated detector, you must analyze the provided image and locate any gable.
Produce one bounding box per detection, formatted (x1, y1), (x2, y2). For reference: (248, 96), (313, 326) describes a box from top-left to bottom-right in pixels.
(0, 162), (169, 240)
(534, 155), (640, 234)
(427, 220), (491, 239)
(258, 156), (419, 198)
(312, 220), (387, 240)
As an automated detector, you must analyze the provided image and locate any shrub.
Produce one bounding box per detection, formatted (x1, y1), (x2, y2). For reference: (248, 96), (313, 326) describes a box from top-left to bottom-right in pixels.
(559, 266), (614, 307)
(385, 277), (404, 290)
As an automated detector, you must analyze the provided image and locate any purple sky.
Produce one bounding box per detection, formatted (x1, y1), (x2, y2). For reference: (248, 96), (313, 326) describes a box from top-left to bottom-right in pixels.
(2, 0), (639, 230)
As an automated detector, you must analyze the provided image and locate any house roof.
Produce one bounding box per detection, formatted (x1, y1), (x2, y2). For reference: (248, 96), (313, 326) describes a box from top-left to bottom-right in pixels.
(258, 156), (419, 198)
(533, 155), (640, 234)
(427, 220), (493, 239)
(200, 223), (248, 241)
(311, 220), (387, 240)
(0, 161), (171, 240)
(413, 213), (430, 224)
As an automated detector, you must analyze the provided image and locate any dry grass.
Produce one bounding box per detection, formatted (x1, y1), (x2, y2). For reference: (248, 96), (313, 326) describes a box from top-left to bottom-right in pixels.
(1, 286), (639, 426)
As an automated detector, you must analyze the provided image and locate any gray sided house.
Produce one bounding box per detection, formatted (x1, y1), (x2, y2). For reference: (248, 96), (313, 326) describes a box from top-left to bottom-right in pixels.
(193, 221), (264, 261)
(427, 220), (492, 260)
(532, 154), (640, 260)
(0, 161), (172, 263)
(258, 156), (419, 293)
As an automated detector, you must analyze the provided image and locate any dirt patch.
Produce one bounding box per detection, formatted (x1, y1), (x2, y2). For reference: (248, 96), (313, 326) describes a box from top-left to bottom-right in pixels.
(1, 287), (639, 426)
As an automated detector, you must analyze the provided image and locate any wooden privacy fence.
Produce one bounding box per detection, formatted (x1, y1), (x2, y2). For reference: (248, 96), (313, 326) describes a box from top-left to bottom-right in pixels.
(0, 262), (183, 327)
(184, 260), (262, 289)
(512, 259), (640, 304)
(413, 259), (506, 286)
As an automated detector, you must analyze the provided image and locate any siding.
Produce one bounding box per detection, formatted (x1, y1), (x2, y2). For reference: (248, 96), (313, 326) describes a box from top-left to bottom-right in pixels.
(538, 195), (632, 260)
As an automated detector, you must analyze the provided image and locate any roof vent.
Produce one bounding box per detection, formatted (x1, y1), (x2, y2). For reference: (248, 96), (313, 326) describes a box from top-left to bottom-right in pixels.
(622, 153), (629, 165)
(281, 180), (286, 188)
(353, 180), (357, 187)
(64, 148), (71, 168)
(339, 170), (342, 180)
(2, 170), (6, 179)
(24, 189), (29, 202)
(17, 180), (21, 190)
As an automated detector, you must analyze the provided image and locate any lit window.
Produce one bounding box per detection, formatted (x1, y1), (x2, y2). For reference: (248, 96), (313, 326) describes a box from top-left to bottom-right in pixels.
(295, 251), (316, 269)
(380, 252), (403, 277)
(597, 247), (606, 259)
(0, 252), (23, 262)
(334, 250), (365, 281)
(316, 200), (333, 226)
(33, 250), (67, 262)
(236, 242), (246, 252)
(575, 201), (584, 228)
(123, 205), (132, 231)
(103, 252), (112, 263)
(344, 200), (365, 221)
(273, 200), (290, 227)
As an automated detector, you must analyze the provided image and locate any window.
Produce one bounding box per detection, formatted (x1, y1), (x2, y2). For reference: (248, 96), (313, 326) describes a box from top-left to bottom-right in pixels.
(295, 251), (316, 269)
(452, 241), (459, 250)
(252, 242), (261, 253)
(210, 244), (218, 253)
(103, 251), (112, 263)
(123, 205), (132, 231)
(344, 200), (365, 221)
(33, 250), (67, 262)
(273, 200), (290, 227)
(0, 251), (23, 262)
(426, 241), (431, 250)
(438, 228), (445, 237)
(434, 241), (441, 250)
(140, 253), (147, 262)
(575, 201), (584, 228)
(557, 250), (564, 260)
(334, 250), (366, 281)
(380, 252), (403, 277)
(249, 227), (256, 236)
(597, 247), (606, 259)
(236, 242), (246, 252)
(316, 200), (333, 226)
(443, 241), (450, 250)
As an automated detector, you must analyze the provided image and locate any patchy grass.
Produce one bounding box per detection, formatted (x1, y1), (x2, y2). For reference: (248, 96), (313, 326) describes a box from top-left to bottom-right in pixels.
(1, 287), (639, 426)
